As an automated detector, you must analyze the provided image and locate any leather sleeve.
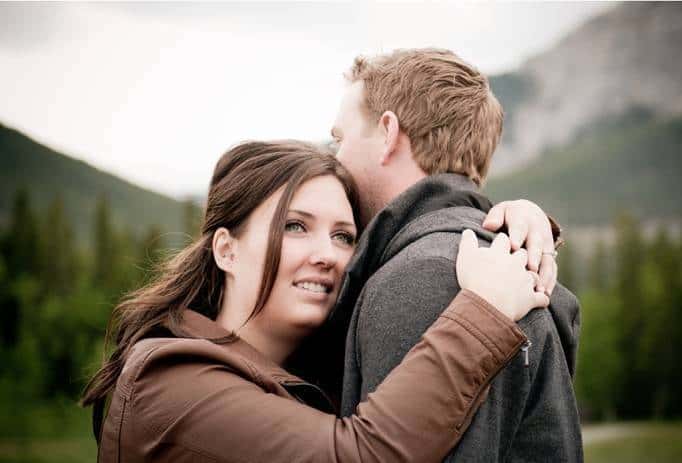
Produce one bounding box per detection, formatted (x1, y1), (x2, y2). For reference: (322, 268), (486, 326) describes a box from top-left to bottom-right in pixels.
(129, 290), (526, 463)
(445, 309), (583, 462)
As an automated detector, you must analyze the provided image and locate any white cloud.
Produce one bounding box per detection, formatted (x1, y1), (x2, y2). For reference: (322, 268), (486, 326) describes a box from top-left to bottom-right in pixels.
(0, 2), (611, 197)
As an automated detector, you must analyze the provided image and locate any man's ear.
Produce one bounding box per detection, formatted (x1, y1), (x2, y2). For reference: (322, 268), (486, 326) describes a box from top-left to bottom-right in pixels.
(378, 110), (400, 166)
(212, 227), (237, 274)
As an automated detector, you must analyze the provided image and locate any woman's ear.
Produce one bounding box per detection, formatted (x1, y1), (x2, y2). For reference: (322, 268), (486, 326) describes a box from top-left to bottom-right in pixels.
(212, 227), (237, 274)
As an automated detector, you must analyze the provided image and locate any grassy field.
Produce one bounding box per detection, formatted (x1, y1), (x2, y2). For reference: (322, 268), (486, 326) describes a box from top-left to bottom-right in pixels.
(583, 421), (682, 463)
(0, 401), (95, 463)
(0, 416), (680, 462)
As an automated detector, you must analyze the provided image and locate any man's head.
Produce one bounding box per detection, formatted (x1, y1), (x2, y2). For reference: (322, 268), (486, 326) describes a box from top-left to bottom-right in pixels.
(332, 48), (503, 226)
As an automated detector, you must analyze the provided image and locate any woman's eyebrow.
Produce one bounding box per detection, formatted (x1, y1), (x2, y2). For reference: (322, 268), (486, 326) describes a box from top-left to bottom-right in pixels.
(289, 209), (355, 229)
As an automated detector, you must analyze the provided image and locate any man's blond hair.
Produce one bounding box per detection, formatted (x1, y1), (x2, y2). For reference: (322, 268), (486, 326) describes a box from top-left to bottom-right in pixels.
(347, 48), (503, 186)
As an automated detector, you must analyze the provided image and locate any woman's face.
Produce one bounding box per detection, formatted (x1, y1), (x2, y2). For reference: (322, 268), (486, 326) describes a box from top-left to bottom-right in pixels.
(231, 175), (357, 340)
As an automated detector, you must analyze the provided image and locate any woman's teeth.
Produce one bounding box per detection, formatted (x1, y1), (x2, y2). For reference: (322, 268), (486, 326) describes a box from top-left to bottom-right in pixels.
(295, 282), (329, 293)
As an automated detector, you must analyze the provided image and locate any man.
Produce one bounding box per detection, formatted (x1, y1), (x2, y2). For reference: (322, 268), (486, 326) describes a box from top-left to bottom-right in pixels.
(329, 49), (582, 461)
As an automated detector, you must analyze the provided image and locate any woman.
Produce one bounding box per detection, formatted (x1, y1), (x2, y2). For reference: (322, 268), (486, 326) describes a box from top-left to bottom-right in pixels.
(82, 140), (547, 462)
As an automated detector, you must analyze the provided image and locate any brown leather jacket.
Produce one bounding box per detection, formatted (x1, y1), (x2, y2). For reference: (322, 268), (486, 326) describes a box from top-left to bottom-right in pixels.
(98, 290), (526, 462)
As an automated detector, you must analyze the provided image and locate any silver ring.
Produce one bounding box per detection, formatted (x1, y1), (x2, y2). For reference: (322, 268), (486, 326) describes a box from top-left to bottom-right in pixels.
(542, 250), (558, 258)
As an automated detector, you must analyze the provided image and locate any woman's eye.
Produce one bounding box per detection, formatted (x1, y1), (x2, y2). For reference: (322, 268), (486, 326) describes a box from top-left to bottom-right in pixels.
(333, 232), (356, 246)
(285, 221), (306, 233)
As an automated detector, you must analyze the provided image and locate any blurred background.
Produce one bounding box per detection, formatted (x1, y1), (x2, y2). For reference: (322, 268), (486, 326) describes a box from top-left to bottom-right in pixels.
(1, 2), (680, 462)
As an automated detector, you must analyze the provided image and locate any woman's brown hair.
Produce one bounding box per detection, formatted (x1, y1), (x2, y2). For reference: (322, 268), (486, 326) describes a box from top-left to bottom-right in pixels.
(81, 140), (360, 415)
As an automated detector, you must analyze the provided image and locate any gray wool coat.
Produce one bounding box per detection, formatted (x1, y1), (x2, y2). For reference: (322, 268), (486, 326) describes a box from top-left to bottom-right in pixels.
(335, 174), (583, 462)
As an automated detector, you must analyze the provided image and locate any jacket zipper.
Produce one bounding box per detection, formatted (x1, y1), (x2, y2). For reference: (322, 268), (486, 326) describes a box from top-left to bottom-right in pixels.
(521, 339), (533, 367)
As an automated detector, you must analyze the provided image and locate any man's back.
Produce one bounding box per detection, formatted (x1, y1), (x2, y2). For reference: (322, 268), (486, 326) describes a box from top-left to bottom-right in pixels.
(338, 174), (583, 462)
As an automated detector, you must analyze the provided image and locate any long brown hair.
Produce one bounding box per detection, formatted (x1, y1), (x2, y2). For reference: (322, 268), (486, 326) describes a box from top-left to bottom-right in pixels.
(81, 140), (359, 409)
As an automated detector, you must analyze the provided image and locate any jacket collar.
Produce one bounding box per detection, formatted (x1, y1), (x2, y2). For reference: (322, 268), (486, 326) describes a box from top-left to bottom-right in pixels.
(165, 309), (307, 385)
(329, 173), (492, 327)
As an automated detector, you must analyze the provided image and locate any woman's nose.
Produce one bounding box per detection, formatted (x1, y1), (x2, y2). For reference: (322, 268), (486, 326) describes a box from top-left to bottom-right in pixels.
(309, 237), (337, 269)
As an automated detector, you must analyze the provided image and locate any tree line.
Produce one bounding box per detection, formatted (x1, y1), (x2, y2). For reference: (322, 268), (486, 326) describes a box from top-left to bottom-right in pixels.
(0, 187), (680, 428)
(0, 188), (201, 428)
(559, 215), (682, 421)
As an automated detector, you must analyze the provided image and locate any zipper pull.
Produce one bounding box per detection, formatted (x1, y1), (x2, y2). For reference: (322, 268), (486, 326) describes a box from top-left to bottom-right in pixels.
(521, 340), (532, 367)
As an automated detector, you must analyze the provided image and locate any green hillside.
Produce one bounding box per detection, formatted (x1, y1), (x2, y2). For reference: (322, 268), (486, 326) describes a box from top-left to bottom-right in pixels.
(0, 123), (189, 244)
(484, 114), (682, 226)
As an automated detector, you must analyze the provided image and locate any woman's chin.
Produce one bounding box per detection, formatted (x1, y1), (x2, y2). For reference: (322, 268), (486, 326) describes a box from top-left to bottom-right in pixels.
(287, 305), (331, 332)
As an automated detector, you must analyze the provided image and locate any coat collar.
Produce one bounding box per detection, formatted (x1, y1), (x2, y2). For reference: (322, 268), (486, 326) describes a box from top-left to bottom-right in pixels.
(329, 173), (491, 328)
(165, 309), (307, 385)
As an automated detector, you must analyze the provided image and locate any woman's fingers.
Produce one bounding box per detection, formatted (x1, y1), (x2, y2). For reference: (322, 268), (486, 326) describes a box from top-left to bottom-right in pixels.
(512, 248), (529, 268)
(532, 290), (551, 309)
(459, 229), (478, 257)
(508, 221), (529, 252)
(458, 228), (550, 321)
(538, 254), (557, 296)
(490, 232), (511, 254)
(525, 231), (544, 272)
(481, 202), (506, 232)
(527, 268), (546, 296)
(456, 229), (478, 285)
(527, 271), (549, 308)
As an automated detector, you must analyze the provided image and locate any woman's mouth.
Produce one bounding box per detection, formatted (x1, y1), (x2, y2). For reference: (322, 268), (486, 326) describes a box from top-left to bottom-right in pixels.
(293, 280), (333, 294)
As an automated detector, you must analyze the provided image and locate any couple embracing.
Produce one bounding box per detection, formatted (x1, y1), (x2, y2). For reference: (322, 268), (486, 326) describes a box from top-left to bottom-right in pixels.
(83, 48), (582, 462)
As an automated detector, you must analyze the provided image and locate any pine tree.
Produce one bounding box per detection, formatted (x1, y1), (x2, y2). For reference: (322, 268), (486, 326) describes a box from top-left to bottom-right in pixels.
(2, 188), (41, 277)
(612, 212), (647, 417)
(93, 195), (115, 289)
(0, 189), (41, 347)
(42, 195), (77, 296)
(642, 227), (682, 417)
(589, 239), (609, 291)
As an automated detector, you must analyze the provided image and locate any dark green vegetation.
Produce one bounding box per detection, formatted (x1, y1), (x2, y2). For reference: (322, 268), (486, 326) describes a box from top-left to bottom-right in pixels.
(0, 123), (193, 245)
(0, 401), (95, 462)
(563, 216), (682, 421)
(0, 119), (680, 460)
(0, 135), (202, 460)
(484, 113), (682, 226)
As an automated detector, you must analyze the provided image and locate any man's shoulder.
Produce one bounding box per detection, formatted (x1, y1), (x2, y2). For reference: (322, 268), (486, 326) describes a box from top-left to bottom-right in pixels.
(371, 234), (457, 279)
(361, 231), (464, 308)
(381, 205), (493, 265)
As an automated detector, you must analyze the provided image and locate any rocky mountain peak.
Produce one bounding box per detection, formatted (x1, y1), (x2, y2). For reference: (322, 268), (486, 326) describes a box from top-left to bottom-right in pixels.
(492, 2), (682, 174)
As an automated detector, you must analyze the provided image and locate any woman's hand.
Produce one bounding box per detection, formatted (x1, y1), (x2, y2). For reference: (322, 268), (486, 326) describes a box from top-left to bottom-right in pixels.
(456, 229), (550, 322)
(481, 200), (559, 296)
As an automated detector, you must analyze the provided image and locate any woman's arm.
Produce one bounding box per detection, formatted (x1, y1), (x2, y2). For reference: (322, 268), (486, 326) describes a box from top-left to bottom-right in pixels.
(125, 291), (524, 462)
(122, 231), (540, 462)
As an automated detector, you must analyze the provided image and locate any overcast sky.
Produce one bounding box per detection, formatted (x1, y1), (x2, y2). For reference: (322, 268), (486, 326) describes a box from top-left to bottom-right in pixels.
(0, 2), (612, 198)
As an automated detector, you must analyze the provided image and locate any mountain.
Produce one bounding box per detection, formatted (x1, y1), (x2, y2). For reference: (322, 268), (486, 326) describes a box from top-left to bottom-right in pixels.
(0, 122), (191, 245)
(490, 2), (682, 174)
(484, 111), (682, 227)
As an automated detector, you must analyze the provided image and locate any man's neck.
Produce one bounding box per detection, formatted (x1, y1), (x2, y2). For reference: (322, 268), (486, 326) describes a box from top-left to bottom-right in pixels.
(374, 168), (428, 219)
